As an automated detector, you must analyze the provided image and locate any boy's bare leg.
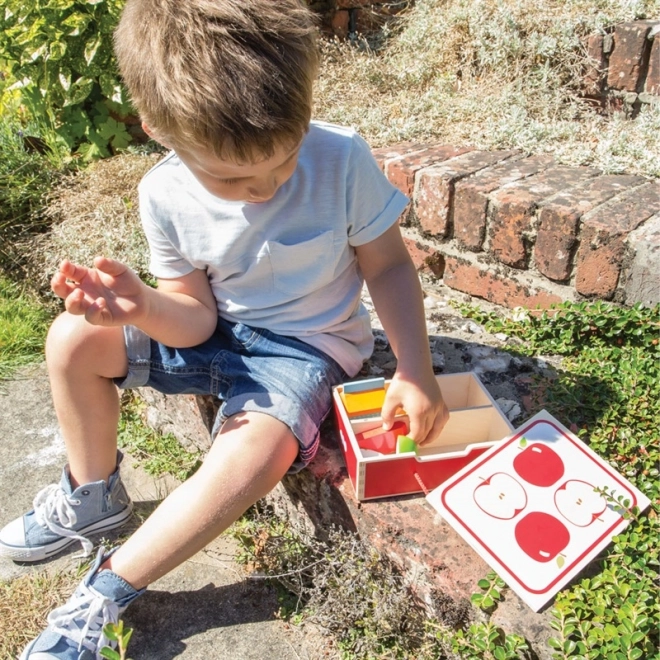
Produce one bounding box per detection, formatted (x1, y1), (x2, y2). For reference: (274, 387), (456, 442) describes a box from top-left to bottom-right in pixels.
(46, 312), (128, 487)
(103, 412), (299, 589)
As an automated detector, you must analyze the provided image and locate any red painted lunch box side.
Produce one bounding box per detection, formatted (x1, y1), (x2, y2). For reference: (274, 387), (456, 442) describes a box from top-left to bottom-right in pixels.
(362, 447), (491, 500)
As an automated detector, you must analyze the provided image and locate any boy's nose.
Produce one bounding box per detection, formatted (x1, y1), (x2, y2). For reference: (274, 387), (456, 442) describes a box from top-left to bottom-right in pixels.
(248, 176), (278, 202)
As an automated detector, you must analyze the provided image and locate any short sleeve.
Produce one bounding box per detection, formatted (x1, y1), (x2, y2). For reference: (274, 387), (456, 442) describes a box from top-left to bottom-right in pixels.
(139, 191), (196, 279)
(345, 133), (409, 247)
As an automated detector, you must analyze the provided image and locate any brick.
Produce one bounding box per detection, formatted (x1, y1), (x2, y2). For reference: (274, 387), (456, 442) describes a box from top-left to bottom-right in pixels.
(402, 236), (445, 277)
(535, 174), (647, 282)
(443, 256), (564, 309)
(645, 33), (660, 94)
(330, 9), (349, 37)
(385, 144), (473, 199)
(583, 33), (607, 96)
(576, 181), (660, 298)
(413, 150), (518, 238)
(453, 154), (554, 251)
(488, 166), (599, 269)
(620, 214), (660, 305)
(371, 142), (429, 171)
(607, 21), (656, 92)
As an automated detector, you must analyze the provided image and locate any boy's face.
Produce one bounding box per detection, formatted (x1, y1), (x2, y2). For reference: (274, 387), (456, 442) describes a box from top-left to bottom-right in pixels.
(172, 140), (302, 203)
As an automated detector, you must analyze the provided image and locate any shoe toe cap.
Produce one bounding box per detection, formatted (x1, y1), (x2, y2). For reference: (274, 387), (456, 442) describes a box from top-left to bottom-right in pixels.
(0, 516), (27, 548)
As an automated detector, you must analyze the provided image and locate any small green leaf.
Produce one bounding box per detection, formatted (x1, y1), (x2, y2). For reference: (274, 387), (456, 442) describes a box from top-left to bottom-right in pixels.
(102, 623), (119, 642)
(99, 648), (120, 660)
(84, 35), (101, 66)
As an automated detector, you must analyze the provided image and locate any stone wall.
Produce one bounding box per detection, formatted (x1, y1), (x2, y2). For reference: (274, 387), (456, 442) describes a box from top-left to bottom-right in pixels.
(374, 143), (660, 309)
(584, 21), (660, 115)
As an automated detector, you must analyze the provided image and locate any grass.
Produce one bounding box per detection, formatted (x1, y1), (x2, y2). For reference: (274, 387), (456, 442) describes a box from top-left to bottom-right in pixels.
(0, 565), (85, 660)
(23, 153), (155, 296)
(0, 277), (52, 382)
(0, 116), (66, 276)
(314, 0), (660, 177)
(117, 391), (203, 483)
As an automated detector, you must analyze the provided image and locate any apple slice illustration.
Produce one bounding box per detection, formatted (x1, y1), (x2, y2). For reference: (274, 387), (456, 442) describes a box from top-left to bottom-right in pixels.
(515, 511), (570, 563)
(473, 472), (528, 520)
(513, 443), (565, 487)
(554, 480), (607, 527)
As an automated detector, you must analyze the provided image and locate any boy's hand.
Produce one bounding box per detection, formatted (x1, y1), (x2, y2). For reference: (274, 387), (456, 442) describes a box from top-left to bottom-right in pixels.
(51, 257), (147, 327)
(381, 370), (449, 447)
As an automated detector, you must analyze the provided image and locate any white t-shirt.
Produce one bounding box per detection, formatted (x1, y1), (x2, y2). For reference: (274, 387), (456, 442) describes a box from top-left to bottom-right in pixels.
(138, 121), (409, 376)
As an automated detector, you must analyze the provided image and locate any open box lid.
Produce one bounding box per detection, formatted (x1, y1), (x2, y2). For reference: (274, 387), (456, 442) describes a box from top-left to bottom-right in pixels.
(426, 410), (651, 612)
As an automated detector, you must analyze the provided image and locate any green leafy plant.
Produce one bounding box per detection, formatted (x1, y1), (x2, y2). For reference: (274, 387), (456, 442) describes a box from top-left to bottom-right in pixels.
(471, 571), (507, 611)
(440, 621), (530, 660)
(458, 300), (660, 660)
(117, 392), (203, 481)
(101, 620), (133, 660)
(0, 0), (135, 160)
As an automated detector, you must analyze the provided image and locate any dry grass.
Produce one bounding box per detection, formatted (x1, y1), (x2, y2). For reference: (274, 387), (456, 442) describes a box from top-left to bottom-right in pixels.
(231, 507), (470, 659)
(21, 153), (157, 294)
(21, 0), (660, 284)
(0, 566), (83, 660)
(314, 0), (660, 176)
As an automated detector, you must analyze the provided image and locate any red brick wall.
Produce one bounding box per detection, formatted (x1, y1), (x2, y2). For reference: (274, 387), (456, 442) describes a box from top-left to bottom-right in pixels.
(373, 144), (660, 310)
(583, 21), (660, 115)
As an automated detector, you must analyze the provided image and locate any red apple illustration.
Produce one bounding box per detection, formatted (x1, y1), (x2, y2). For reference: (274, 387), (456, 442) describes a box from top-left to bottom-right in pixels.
(513, 443), (565, 487)
(515, 511), (570, 562)
(473, 472), (528, 520)
(554, 480), (607, 527)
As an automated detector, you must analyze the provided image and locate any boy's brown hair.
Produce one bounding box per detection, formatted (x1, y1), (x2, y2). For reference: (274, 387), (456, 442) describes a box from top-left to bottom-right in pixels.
(114, 0), (319, 162)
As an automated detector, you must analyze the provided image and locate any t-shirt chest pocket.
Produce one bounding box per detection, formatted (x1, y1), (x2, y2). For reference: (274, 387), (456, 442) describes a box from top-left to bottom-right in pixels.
(266, 230), (337, 297)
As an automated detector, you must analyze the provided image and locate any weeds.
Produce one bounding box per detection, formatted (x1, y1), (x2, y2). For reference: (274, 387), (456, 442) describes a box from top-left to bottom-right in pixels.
(315, 0), (660, 177)
(22, 153), (155, 296)
(0, 277), (52, 382)
(0, 565), (84, 659)
(231, 507), (433, 659)
(229, 301), (658, 659)
(117, 391), (203, 482)
(0, 118), (64, 274)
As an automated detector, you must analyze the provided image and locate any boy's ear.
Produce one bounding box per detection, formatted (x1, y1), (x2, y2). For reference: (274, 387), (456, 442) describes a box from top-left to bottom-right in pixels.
(142, 122), (170, 148)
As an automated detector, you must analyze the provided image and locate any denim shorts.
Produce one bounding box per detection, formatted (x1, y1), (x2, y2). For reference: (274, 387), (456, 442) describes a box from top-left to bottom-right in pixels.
(115, 317), (347, 472)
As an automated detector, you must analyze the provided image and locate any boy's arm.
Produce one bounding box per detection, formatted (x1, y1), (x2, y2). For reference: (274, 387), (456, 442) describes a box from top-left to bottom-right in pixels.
(355, 223), (449, 446)
(51, 257), (218, 347)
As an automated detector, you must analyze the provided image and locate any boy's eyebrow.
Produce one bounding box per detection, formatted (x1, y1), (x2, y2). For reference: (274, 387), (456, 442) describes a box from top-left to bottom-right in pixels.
(217, 143), (301, 181)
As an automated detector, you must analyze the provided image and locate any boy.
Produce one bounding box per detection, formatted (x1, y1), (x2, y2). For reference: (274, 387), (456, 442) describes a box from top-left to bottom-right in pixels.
(1, 0), (449, 657)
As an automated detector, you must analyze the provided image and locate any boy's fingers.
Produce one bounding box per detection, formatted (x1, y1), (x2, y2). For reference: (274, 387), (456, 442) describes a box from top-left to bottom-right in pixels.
(408, 416), (431, 446)
(417, 406), (450, 447)
(380, 397), (401, 431)
(84, 298), (112, 326)
(51, 272), (72, 297)
(58, 259), (88, 283)
(94, 256), (127, 277)
(64, 288), (88, 315)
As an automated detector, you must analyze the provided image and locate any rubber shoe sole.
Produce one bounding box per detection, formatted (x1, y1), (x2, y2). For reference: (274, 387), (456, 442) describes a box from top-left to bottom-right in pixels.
(0, 501), (133, 562)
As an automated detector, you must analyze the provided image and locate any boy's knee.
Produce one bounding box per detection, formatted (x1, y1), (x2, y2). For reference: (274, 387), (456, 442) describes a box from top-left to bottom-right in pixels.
(46, 313), (124, 367)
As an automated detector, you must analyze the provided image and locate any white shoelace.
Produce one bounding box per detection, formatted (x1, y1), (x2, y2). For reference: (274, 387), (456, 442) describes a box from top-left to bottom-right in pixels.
(46, 580), (119, 657)
(33, 484), (93, 556)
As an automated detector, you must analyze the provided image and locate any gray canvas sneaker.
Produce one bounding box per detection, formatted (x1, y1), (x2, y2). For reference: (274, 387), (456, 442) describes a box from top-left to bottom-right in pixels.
(0, 452), (133, 562)
(20, 546), (143, 659)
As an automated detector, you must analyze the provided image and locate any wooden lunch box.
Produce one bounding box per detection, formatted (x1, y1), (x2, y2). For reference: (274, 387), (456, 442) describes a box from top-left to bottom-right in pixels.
(332, 372), (514, 501)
